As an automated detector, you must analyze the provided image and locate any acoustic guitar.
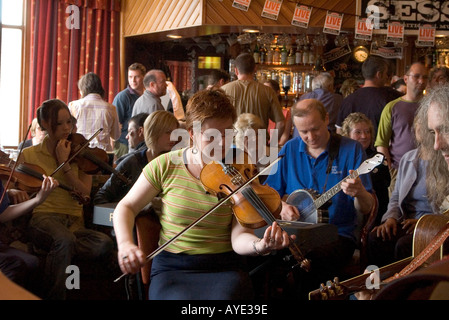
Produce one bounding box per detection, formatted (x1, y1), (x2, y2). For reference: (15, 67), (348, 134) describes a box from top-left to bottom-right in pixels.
(286, 153), (384, 224)
(308, 214), (449, 300)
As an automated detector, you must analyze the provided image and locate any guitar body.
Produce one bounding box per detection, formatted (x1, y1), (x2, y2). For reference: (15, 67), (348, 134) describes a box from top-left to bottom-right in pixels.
(413, 214), (449, 264)
(309, 214), (449, 300)
(286, 189), (329, 223)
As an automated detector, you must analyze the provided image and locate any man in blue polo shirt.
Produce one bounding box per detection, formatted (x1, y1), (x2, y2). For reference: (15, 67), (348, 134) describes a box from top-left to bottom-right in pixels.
(265, 98), (375, 298)
(113, 63), (146, 159)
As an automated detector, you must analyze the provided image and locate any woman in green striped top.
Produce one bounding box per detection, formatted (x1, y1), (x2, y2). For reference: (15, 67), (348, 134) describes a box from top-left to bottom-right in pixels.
(113, 89), (291, 299)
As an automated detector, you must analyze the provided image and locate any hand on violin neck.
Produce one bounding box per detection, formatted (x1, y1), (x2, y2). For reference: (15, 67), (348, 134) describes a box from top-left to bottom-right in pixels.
(35, 175), (59, 204)
(257, 221), (293, 254)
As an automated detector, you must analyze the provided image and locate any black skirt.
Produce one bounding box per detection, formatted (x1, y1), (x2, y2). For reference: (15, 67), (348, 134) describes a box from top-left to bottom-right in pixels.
(149, 250), (254, 300)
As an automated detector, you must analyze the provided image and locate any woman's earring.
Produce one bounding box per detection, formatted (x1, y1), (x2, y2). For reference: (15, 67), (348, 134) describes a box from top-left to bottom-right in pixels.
(191, 146), (198, 154)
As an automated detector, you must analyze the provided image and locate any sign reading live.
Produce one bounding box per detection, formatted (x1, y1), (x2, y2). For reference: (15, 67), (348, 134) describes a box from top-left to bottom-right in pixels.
(416, 24), (436, 46)
(323, 11), (344, 35)
(232, 0), (251, 12)
(261, 0), (282, 20)
(386, 21), (405, 42)
(355, 17), (374, 40)
(291, 4), (312, 28)
(361, 0), (449, 31)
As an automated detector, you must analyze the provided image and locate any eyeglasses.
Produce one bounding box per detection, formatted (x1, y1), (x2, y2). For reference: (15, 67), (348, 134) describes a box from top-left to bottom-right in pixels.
(407, 73), (429, 81)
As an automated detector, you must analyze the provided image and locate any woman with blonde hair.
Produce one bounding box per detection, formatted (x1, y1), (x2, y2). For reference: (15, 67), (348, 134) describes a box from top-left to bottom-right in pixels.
(341, 112), (390, 222)
(18, 118), (46, 149)
(339, 79), (359, 98)
(94, 110), (180, 204)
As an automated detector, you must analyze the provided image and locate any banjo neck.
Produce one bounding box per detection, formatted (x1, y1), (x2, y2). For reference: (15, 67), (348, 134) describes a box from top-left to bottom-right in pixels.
(314, 170), (360, 209)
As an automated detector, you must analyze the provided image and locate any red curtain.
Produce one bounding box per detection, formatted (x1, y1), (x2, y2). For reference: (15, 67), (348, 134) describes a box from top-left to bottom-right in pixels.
(28, 0), (121, 124)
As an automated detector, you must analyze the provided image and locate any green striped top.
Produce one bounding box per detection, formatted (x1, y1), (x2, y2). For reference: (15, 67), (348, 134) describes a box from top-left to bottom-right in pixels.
(143, 148), (234, 254)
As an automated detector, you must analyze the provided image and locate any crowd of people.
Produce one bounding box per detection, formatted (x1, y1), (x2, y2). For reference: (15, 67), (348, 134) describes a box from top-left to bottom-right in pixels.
(1, 51), (449, 300)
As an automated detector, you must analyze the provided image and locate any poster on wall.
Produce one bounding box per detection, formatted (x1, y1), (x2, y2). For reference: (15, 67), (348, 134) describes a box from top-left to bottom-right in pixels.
(355, 17), (374, 40)
(291, 4), (312, 28)
(386, 21), (405, 42)
(416, 24), (436, 47)
(323, 11), (344, 35)
(371, 42), (403, 59)
(261, 0), (282, 20)
(322, 44), (352, 64)
(232, 0), (251, 11)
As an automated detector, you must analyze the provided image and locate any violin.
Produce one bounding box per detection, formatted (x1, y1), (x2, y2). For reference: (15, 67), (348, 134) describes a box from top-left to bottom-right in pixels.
(0, 150), (90, 205)
(200, 151), (311, 271)
(67, 133), (131, 185)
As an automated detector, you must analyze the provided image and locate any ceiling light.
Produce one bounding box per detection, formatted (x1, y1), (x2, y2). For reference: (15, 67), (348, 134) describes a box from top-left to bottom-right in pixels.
(167, 34), (182, 39)
(242, 28), (260, 33)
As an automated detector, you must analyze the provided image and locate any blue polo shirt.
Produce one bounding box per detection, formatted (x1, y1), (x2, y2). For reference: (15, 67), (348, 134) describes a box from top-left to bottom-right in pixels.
(265, 135), (373, 241)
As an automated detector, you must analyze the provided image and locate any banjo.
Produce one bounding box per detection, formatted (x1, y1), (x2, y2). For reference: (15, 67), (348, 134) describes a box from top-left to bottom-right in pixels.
(286, 153), (385, 224)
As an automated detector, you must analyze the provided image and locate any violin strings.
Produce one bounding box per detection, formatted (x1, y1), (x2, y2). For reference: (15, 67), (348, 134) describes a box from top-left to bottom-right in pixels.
(226, 165), (276, 223)
(223, 163), (306, 262)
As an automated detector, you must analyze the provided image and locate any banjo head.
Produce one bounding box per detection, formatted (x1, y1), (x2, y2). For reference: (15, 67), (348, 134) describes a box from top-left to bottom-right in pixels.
(286, 189), (319, 224)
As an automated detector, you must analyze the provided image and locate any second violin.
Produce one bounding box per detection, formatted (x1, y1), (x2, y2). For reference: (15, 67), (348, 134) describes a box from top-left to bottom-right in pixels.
(66, 132), (131, 185)
(0, 150), (90, 204)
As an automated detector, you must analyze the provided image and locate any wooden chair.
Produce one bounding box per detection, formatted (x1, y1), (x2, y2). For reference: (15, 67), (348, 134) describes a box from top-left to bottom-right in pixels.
(134, 207), (161, 300)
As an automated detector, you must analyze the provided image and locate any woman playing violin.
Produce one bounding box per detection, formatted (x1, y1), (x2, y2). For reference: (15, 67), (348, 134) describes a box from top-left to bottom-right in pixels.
(113, 89), (291, 300)
(19, 99), (113, 300)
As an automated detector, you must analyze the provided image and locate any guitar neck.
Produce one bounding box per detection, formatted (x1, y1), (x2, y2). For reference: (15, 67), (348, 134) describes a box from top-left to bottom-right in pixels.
(308, 256), (413, 300)
(315, 170), (360, 209)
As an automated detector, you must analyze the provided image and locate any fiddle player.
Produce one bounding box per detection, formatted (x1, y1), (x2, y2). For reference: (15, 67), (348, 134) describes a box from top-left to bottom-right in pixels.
(113, 89), (291, 300)
(1, 177), (58, 296)
(264, 98), (375, 299)
(19, 99), (114, 300)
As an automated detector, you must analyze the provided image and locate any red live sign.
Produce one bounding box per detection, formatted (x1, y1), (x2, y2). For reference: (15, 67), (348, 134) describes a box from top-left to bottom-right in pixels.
(326, 14), (342, 29)
(264, 0), (280, 12)
(294, 7), (310, 20)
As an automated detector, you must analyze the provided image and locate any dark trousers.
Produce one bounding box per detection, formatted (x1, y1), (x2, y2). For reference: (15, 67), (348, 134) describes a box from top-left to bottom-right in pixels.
(367, 227), (412, 268)
(0, 243), (39, 292)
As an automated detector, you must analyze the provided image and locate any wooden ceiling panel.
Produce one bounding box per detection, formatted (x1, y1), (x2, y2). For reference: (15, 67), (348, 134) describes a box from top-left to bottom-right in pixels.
(123, 0), (359, 40)
(124, 0), (202, 36)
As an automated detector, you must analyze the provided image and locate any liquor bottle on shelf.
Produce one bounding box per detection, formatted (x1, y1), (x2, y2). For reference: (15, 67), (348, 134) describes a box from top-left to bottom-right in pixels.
(253, 43), (260, 64)
(302, 46), (309, 65)
(308, 45), (315, 65)
(281, 72), (291, 107)
(266, 45), (273, 65)
(273, 45), (281, 65)
(281, 44), (288, 65)
(260, 45), (266, 64)
(288, 47), (295, 65)
(295, 46), (302, 65)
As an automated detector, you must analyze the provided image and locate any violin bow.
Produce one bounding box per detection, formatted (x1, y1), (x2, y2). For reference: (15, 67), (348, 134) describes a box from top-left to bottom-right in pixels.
(51, 128), (103, 177)
(114, 154), (284, 282)
(0, 124), (32, 205)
